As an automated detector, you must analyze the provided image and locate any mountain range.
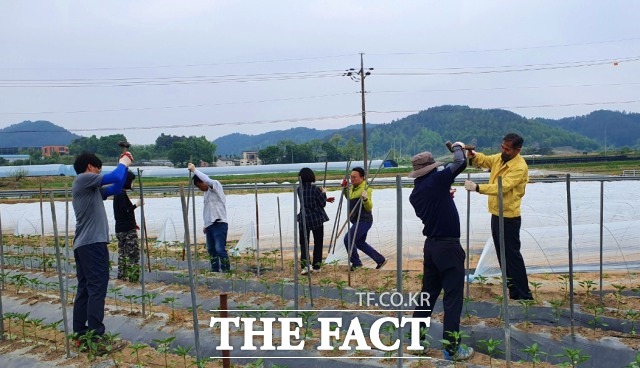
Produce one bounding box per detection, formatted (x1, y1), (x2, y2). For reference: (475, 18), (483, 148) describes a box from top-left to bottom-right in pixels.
(1, 106), (638, 156)
(213, 106), (640, 155)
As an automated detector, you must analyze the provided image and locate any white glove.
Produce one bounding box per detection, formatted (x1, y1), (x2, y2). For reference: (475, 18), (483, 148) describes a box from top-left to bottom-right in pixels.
(187, 163), (195, 172)
(320, 187), (327, 193)
(464, 180), (478, 192)
(119, 152), (133, 167)
(452, 141), (465, 150)
(361, 190), (368, 201)
(136, 199), (143, 207)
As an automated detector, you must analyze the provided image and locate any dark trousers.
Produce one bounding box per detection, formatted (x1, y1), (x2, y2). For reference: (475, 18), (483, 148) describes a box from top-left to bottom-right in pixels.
(343, 221), (385, 266)
(205, 221), (230, 272)
(299, 224), (324, 270)
(73, 242), (110, 336)
(413, 238), (465, 352)
(491, 215), (532, 299)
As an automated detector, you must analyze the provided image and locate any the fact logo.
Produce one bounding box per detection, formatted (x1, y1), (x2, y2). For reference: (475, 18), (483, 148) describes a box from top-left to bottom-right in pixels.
(210, 316), (431, 352)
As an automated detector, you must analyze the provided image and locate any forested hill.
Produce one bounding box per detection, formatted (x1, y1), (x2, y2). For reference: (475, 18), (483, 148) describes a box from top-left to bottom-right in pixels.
(364, 106), (600, 155)
(215, 105), (609, 156)
(0, 120), (80, 148)
(214, 126), (360, 156)
(532, 110), (640, 148)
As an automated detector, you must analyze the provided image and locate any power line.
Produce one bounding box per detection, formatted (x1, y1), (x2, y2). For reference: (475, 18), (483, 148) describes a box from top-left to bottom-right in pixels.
(368, 37), (640, 56)
(0, 92), (357, 115)
(0, 54), (359, 71)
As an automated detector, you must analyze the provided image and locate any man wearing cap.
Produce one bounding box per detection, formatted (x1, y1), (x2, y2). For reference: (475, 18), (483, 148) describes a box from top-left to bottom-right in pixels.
(463, 133), (533, 301)
(409, 142), (474, 361)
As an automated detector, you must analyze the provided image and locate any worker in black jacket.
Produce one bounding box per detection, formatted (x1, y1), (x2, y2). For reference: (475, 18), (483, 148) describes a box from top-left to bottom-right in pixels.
(408, 142), (474, 362)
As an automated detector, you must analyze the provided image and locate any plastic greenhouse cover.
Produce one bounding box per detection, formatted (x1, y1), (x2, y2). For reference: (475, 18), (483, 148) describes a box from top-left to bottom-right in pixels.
(2, 180), (640, 274)
(0, 160), (379, 178)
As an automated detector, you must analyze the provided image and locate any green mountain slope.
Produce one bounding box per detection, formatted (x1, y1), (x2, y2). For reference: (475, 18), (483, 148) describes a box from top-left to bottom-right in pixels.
(0, 120), (81, 148)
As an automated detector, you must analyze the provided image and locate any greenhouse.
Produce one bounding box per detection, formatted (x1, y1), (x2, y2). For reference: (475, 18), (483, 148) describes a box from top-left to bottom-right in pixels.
(4, 177), (640, 276)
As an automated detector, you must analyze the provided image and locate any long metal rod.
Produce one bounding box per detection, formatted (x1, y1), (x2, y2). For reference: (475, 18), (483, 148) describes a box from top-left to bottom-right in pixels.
(64, 184), (70, 303)
(179, 185), (201, 361)
(277, 197), (284, 270)
(599, 180), (604, 304)
(255, 182), (261, 276)
(39, 183), (46, 272)
(360, 52), (368, 174)
(137, 170), (152, 273)
(293, 184), (299, 313)
(567, 174), (575, 337)
(395, 175), (403, 367)
(465, 172), (471, 298)
(191, 176), (198, 285)
(328, 160), (351, 254)
(49, 192), (71, 358)
(297, 176), (314, 306)
(0, 206), (5, 340)
(137, 169), (147, 319)
(497, 176), (511, 367)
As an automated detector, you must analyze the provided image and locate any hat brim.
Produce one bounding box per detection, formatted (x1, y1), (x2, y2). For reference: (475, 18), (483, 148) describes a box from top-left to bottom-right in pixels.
(407, 161), (442, 178)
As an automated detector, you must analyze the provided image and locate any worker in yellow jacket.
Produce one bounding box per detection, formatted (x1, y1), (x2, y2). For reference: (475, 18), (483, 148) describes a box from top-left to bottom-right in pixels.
(464, 133), (533, 300)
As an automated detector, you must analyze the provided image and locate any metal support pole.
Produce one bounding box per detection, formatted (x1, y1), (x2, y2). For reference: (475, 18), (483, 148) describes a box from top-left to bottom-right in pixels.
(39, 183), (46, 272)
(220, 294), (230, 368)
(395, 175), (403, 367)
(191, 178), (198, 285)
(360, 53), (368, 174)
(567, 174), (575, 337)
(277, 197), (284, 270)
(497, 176), (511, 368)
(465, 172), (471, 298)
(255, 182), (261, 276)
(179, 185), (201, 361)
(0, 207), (4, 340)
(64, 184), (70, 303)
(49, 192), (71, 358)
(293, 184), (299, 314)
(599, 180), (604, 304)
(137, 169), (147, 319)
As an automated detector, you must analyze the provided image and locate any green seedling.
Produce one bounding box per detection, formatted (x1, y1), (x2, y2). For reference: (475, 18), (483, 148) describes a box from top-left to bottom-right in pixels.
(521, 342), (547, 367)
(529, 281), (542, 301)
(479, 338), (503, 367)
(152, 335), (177, 368)
(578, 280), (596, 298)
(554, 347), (589, 368)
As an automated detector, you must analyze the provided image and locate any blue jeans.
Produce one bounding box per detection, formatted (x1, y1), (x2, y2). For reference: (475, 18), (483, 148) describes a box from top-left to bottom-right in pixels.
(73, 242), (110, 336)
(343, 221), (385, 267)
(205, 222), (229, 272)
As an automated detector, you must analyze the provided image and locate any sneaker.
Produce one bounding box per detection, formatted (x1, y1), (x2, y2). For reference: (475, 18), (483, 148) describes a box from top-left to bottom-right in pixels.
(301, 268), (311, 275)
(443, 346), (474, 361)
(376, 259), (388, 270)
(313, 268), (321, 273)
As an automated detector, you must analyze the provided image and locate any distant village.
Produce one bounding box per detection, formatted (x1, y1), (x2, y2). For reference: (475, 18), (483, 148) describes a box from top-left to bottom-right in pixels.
(0, 145), (262, 167)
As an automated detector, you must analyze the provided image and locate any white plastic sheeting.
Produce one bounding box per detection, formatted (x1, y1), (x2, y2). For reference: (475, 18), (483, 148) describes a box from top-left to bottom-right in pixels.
(2, 180), (640, 274)
(0, 160), (379, 178)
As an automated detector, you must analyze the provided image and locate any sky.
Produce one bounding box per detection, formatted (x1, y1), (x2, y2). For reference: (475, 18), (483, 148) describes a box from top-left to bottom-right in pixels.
(1, 1), (639, 145)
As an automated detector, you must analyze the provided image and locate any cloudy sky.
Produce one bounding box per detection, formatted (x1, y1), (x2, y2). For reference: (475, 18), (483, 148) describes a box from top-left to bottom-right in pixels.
(1, 1), (639, 144)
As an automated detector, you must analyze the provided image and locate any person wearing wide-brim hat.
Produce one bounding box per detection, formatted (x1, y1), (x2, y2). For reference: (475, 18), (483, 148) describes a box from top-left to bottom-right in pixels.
(408, 142), (475, 362)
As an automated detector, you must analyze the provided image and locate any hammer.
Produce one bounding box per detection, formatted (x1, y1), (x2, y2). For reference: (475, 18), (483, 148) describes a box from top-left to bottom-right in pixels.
(117, 141), (131, 155)
(445, 141), (476, 152)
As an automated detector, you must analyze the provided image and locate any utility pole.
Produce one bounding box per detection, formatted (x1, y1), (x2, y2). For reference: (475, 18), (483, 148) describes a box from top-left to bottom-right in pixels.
(344, 53), (373, 174)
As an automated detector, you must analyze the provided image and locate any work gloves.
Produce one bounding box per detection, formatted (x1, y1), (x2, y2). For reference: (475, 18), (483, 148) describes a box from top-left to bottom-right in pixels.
(361, 190), (368, 201)
(136, 199), (143, 207)
(187, 163), (195, 172)
(464, 180), (478, 192)
(452, 141), (465, 150)
(119, 152), (133, 167)
(341, 179), (348, 188)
